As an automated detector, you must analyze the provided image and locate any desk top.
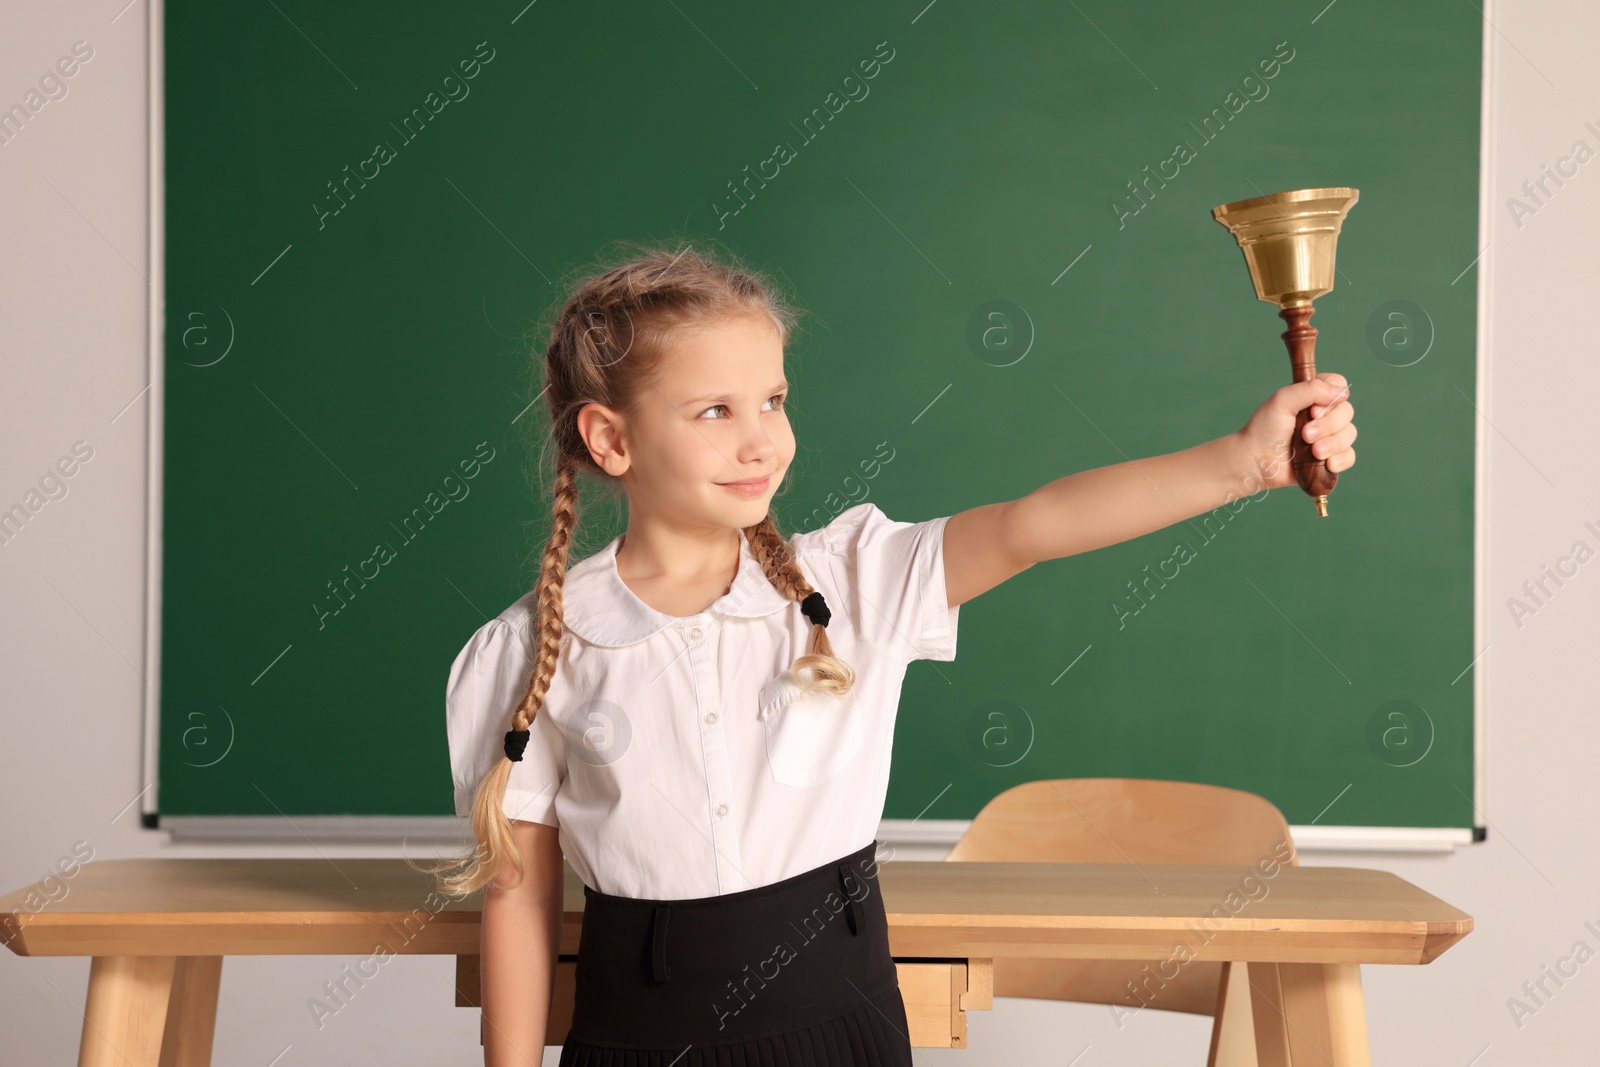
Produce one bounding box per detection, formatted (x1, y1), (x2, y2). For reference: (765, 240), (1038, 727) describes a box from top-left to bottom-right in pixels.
(0, 858), (1471, 966)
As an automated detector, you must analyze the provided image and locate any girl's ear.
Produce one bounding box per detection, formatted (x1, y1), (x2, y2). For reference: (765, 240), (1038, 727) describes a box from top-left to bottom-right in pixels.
(576, 402), (628, 477)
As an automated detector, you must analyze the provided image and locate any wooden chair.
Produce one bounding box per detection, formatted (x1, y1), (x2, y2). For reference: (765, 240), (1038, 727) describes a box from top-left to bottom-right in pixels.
(943, 778), (1300, 1067)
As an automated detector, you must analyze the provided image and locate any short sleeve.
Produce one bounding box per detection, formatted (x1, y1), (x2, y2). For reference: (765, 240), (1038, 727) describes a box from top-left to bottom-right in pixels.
(444, 617), (566, 826)
(809, 502), (960, 663)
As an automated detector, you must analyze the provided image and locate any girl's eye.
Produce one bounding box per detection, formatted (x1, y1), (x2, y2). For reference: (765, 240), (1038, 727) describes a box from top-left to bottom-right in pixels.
(699, 394), (788, 419)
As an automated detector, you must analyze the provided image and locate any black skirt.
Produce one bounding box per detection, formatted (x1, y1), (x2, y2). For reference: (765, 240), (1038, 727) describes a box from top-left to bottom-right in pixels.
(558, 839), (914, 1066)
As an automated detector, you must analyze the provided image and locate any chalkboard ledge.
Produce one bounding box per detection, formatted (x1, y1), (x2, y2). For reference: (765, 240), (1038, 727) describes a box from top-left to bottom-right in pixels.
(149, 816), (1482, 854)
(883, 818), (1479, 855)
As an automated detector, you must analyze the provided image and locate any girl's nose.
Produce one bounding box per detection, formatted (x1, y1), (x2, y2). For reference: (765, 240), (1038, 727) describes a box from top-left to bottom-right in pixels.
(739, 416), (779, 456)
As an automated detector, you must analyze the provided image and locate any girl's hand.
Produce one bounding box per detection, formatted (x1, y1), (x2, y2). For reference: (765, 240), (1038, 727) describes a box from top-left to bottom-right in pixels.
(1236, 372), (1357, 491)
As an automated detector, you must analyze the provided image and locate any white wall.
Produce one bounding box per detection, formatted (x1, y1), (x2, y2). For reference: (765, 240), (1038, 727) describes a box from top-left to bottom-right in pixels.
(3, 2), (1596, 1064)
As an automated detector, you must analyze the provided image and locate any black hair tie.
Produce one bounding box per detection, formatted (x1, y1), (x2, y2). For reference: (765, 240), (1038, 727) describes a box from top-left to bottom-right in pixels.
(504, 729), (531, 762)
(800, 591), (830, 628)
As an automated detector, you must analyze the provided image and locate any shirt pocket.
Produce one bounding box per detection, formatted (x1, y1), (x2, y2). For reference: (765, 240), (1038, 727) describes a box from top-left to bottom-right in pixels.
(756, 668), (866, 788)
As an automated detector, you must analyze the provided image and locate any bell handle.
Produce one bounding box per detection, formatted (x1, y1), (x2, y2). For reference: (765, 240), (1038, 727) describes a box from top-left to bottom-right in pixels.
(1279, 305), (1338, 517)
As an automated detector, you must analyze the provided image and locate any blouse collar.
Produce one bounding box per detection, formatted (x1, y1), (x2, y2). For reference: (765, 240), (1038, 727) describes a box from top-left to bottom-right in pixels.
(561, 526), (793, 647)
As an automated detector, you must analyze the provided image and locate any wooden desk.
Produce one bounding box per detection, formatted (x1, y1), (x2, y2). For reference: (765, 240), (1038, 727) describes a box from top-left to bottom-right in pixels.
(1, 858), (1471, 1067)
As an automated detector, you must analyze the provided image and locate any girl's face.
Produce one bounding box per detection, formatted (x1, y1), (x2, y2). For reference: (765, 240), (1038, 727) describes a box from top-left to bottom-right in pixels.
(600, 312), (795, 530)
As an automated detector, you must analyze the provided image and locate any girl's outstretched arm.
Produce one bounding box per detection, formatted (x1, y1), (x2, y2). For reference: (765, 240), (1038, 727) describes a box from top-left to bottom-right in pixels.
(942, 374), (1355, 608)
(481, 819), (564, 1067)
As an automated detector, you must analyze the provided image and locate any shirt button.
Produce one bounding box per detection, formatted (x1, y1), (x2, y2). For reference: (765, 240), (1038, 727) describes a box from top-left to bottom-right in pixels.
(705, 712), (718, 724)
(715, 803), (728, 817)
(689, 627), (703, 641)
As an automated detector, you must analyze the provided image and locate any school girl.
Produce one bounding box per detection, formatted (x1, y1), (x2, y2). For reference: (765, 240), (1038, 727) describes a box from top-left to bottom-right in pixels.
(433, 243), (1358, 1066)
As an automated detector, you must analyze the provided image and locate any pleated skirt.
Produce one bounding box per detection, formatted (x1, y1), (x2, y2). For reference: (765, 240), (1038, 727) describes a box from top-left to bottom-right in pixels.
(558, 839), (914, 1067)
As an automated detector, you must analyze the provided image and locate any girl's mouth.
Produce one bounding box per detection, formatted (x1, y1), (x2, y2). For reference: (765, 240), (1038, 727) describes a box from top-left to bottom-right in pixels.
(718, 475), (771, 496)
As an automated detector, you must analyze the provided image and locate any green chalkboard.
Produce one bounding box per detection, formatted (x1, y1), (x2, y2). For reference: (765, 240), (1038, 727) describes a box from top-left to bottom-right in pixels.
(159, 0), (1480, 832)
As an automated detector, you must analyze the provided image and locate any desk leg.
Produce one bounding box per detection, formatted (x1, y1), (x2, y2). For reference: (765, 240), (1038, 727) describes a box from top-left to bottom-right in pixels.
(1207, 961), (1258, 1067)
(161, 957), (223, 1067)
(78, 955), (222, 1067)
(1246, 962), (1371, 1067)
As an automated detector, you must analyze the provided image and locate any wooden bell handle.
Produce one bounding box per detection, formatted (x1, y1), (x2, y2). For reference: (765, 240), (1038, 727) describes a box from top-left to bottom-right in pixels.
(1279, 305), (1338, 517)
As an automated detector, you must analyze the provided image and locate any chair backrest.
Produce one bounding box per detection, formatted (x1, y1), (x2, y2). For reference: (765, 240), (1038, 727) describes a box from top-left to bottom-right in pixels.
(945, 778), (1296, 1016)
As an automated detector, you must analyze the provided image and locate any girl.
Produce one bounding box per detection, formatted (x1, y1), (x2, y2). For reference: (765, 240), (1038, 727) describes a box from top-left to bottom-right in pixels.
(433, 243), (1356, 1066)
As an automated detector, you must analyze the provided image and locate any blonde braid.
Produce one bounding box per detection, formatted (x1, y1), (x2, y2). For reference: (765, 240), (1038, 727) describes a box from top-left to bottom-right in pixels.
(510, 457), (581, 732)
(744, 515), (856, 699)
(428, 456), (581, 897)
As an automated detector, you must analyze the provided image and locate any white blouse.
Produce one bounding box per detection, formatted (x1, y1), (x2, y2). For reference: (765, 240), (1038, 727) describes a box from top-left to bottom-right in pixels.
(444, 502), (960, 899)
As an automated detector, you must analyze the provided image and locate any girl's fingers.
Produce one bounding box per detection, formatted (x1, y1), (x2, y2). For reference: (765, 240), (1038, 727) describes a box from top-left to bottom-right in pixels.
(1304, 400), (1354, 439)
(1309, 378), (1351, 419)
(1283, 377), (1337, 415)
(1309, 422), (1358, 457)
